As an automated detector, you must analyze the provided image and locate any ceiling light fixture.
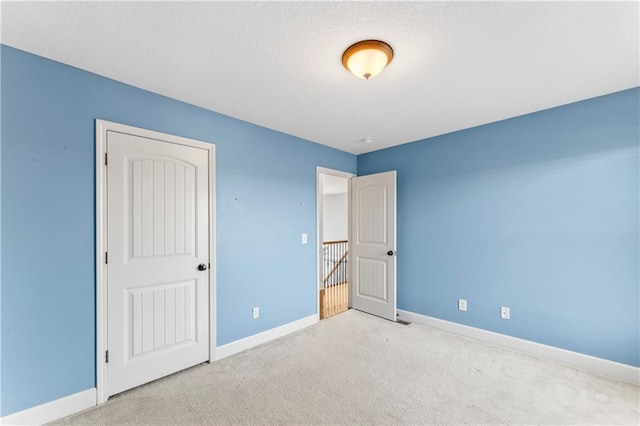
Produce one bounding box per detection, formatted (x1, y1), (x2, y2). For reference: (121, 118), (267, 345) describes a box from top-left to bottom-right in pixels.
(342, 40), (394, 80)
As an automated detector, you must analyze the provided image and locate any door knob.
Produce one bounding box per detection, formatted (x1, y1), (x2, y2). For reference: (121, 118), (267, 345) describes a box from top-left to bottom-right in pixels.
(197, 263), (208, 271)
(387, 250), (395, 256)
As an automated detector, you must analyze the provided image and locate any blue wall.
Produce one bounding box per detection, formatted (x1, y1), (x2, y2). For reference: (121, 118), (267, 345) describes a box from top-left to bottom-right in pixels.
(358, 88), (640, 367)
(0, 45), (355, 416)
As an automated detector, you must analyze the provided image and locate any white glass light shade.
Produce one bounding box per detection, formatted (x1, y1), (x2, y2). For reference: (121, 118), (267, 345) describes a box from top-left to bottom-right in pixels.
(342, 40), (393, 80)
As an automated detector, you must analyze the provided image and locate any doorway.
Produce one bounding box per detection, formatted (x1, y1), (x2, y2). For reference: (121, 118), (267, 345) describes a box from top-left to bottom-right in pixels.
(96, 120), (216, 403)
(317, 168), (353, 319)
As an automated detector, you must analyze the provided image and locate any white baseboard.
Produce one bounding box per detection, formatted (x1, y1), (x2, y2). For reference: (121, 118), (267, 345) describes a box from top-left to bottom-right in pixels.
(397, 309), (640, 385)
(1, 388), (96, 426)
(216, 314), (318, 360)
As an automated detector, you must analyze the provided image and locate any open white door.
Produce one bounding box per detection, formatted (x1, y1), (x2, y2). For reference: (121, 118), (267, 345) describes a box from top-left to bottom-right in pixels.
(350, 171), (397, 321)
(102, 124), (212, 398)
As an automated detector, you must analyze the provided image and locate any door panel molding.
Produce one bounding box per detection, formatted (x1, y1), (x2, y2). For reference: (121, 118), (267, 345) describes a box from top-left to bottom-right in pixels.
(95, 120), (216, 404)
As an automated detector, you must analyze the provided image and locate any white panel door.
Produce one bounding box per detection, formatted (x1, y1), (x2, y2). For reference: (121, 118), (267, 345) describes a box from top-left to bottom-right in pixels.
(350, 171), (397, 321)
(106, 130), (210, 396)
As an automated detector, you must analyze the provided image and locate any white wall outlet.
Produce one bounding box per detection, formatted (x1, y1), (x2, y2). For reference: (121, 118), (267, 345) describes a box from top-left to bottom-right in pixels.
(458, 299), (467, 311)
(252, 306), (260, 319)
(301, 233), (308, 244)
(501, 306), (510, 320)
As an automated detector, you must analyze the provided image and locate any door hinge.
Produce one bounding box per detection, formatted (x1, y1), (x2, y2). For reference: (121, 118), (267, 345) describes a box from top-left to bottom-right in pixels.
(104, 152), (108, 166)
(105, 251), (108, 264)
(105, 350), (109, 363)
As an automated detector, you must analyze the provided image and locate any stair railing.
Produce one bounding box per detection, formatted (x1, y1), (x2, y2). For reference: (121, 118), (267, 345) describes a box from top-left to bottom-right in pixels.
(322, 240), (348, 287)
(321, 240), (349, 318)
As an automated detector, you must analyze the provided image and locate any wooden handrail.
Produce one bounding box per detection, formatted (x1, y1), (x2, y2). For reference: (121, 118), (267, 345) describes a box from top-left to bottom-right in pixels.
(323, 250), (349, 284)
(323, 240), (348, 245)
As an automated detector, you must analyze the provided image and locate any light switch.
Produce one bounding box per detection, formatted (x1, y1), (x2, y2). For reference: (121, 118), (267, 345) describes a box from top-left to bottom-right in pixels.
(302, 233), (308, 244)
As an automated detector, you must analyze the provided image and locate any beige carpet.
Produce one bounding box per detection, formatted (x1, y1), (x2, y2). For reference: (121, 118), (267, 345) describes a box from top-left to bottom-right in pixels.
(55, 309), (639, 425)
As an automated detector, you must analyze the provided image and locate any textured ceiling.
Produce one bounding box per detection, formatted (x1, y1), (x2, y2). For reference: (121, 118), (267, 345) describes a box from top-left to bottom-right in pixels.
(1, 1), (638, 154)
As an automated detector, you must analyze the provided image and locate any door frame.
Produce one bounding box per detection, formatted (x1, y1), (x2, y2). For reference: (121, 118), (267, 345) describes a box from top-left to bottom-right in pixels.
(316, 167), (354, 318)
(95, 120), (216, 404)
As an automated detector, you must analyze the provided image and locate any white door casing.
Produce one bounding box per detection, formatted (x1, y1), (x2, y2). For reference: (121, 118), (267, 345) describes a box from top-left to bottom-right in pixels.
(96, 120), (216, 402)
(350, 171), (397, 321)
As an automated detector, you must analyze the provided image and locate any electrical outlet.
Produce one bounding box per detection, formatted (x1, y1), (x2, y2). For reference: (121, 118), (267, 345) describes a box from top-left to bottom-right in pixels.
(252, 307), (260, 319)
(458, 299), (467, 311)
(501, 306), (510, 320)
